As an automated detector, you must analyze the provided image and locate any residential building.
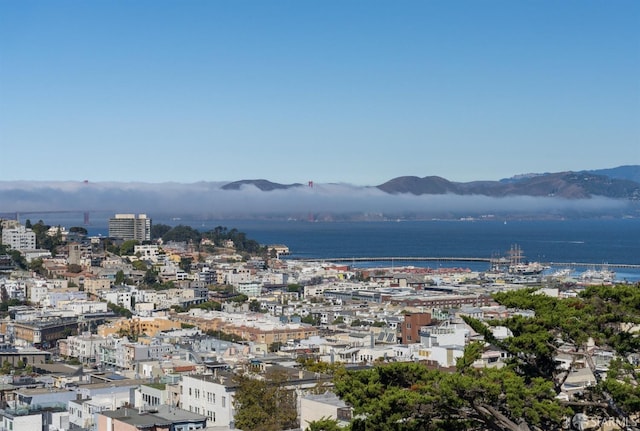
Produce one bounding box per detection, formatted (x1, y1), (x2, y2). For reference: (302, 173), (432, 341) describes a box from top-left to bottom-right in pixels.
(401, 312), (432, 344)
(180, 373), (235, 426)
(173, 311), (319, 346)
(98, 337), (174, 370)
(1, 317), (78, 349)
(108, 214), (151, 242)
(1, 225), (36, 251)
(97, 405), (207, 431)
(300, 392), (351, 430)
(98, 316), (181, 338)
(63, 332), (109, 364)
(134, 383), (171, 409)
(133, 244), (160, 260)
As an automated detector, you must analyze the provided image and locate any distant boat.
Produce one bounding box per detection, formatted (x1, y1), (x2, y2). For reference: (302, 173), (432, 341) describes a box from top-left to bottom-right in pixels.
(491, 244), (547, 275)
(579, 266), (615, 284)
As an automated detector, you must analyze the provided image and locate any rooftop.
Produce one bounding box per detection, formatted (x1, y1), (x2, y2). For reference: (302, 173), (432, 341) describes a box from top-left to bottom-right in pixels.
(101, 404), (206, 427)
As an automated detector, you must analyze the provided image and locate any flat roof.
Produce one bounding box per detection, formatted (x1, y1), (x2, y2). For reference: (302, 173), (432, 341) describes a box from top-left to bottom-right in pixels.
(101, 405), (207, 427)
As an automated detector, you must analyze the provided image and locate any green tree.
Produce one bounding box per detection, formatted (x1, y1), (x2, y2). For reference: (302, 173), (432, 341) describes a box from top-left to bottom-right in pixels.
(151, 223), (172, 240)
(301, 314), (320, 325)
(248, 299), (262, 312)
(307, 418), (345, 431)
(192, 301), (222, 311)
(67, 263), (83, 273)
(287, 284), (303, 294)
(131, 260), (148, 271)
(9, 250), (27, 270)
(143, 268), (158, 285)
(162, 225), (202, 244)
(334, 351), (567, 431)
(31, 220), (58, 251)
(107, 302), (132, 318)
(269, 341), (284, 352)
(28, 258), (47, 277)
(233, 369), (298, 431)
(119, 240), (139, 256)
(228, 293), (248, 303)
(114, 270), (126, 285)
(0, 286), (8, 304)
(69, 226), (88, 235)
(179, 256), (192, 273)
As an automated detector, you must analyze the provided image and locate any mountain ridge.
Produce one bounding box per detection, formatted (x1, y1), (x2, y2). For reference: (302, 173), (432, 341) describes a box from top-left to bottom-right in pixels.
(376, 170), (640, 199)
(211, 166), (640, 200)
(0, 166), (638, 220)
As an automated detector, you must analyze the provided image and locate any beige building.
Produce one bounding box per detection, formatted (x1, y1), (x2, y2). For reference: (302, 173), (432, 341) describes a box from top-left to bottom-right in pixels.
(98, 316), (181, 338)
(84, 279), (111, 295)
(300, 392), (352, 430)
(172, 311), (318, 345)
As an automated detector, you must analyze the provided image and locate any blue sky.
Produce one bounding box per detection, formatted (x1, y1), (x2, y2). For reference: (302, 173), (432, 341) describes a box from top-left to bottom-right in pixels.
(1, 1), (638, 185)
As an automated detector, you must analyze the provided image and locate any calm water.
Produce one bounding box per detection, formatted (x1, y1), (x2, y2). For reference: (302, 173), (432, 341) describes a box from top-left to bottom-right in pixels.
(30, 213), (640, 281)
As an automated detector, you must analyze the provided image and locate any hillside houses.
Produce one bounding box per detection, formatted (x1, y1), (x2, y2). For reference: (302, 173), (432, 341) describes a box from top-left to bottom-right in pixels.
(1, 219), (637, 430)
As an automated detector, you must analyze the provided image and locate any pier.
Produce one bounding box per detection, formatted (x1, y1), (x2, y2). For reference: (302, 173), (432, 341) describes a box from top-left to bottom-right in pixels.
(290, 256), (640, 270)
(294, 256), (491, 263)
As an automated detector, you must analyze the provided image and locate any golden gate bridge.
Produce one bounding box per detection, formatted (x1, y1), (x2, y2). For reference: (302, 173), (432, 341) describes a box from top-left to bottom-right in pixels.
(0, 210), (93, 225)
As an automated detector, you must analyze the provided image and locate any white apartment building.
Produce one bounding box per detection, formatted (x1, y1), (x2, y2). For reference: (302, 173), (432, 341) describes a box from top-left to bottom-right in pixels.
(0, 279), (27, 300)
(134, 383), (171, 409)
(68, 397), (117, 430)
(224, 268), (252, 286)
(101, 289), (132, 310)
(108, 214), (151, 242)
(29, 282), (50, 304)
(134, 244), (160, 261)
(236, 281), (262, 298)
(57, 299), (109, 315)
(1, 409), (43, 431)
(1, 225), (36, 251)
(65, 333), (109, 363)
(99, 338), (174, 370)
(180, 373), (236, 427)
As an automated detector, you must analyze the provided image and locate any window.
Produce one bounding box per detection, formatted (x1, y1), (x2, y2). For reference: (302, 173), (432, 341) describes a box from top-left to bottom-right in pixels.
(222, 396), (226, 407)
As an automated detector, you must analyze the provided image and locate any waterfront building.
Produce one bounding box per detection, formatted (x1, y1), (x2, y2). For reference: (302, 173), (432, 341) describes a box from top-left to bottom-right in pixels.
(108, 213), (151, 242)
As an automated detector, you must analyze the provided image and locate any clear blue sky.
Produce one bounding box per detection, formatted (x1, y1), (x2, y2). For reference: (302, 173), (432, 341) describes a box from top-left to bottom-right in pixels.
(1, 1), (638, 185)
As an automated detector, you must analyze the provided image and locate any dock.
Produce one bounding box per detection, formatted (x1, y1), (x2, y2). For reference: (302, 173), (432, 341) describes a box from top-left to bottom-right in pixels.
(289, 256), (640, 270)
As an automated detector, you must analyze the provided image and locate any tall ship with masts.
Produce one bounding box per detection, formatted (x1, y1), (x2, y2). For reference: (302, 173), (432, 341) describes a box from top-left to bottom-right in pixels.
(491, 244), (547, 275)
